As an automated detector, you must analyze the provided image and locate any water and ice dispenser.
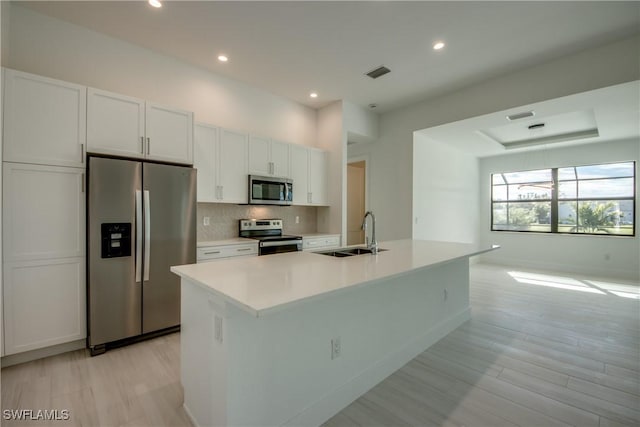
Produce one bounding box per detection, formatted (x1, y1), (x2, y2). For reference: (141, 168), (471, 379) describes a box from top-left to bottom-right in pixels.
(101, 223), (132, 258)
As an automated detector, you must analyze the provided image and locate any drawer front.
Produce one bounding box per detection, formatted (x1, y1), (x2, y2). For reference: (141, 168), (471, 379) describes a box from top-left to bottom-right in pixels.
(197, 244), (258, 261)
(303, 236), (340, 250)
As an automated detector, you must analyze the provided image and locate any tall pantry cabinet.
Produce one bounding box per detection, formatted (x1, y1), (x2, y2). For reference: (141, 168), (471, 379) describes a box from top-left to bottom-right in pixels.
(2, 69), (87, 356)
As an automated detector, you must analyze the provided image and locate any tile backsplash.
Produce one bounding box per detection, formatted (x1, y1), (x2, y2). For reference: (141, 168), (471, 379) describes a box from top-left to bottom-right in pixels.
(197, 203), (318, 241)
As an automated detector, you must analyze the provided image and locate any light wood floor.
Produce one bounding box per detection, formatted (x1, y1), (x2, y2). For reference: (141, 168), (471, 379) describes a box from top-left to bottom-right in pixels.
(2, 263), (639, 426)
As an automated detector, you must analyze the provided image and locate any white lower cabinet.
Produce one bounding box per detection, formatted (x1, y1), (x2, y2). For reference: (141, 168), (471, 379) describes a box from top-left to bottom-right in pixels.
(302, 235), (341, 251)
(197, 242), (258, 262)
(2, 162), (86, 355)
(3, 258), (86, 355)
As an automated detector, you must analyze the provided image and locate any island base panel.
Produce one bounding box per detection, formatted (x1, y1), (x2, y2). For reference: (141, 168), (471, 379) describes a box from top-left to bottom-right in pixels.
(181, 257), (471, 427)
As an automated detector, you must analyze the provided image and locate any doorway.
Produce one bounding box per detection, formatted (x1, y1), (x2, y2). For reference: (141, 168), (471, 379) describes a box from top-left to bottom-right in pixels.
(347, 160), (366, 245)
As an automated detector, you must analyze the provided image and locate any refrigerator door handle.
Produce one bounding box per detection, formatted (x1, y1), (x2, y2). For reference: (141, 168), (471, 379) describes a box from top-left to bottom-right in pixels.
(135, 190), (143, 282)
(144, 190), (151, 281)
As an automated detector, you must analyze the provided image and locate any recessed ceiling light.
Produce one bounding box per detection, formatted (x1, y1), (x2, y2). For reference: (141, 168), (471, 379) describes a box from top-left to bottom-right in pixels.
(148, 0), (162, 8)
(433, 41), (445, 50)
(217, 55), (228, 62)
(310, 92), (318, 98)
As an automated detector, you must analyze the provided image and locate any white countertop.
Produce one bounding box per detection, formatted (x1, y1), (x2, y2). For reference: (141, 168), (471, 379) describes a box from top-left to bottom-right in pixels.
(172, 239), (498, 317)
(197, 238), (257, 247)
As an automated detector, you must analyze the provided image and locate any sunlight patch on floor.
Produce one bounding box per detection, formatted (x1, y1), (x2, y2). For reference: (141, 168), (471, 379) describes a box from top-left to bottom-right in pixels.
(586, 280), (640, 299)
(508, 271), (606, 295)
(508, 270), (640, 298)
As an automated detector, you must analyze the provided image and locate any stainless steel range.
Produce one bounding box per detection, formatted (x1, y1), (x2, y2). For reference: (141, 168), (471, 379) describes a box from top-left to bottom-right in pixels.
(239, 219), (302, 255)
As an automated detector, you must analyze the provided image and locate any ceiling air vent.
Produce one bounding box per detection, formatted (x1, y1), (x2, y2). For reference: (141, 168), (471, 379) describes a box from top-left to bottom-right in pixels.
(506, 111), (535, 121)
(365, 66), (391, 79)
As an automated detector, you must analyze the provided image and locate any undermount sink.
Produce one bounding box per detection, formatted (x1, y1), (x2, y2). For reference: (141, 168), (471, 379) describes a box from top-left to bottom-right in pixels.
(315, 247), (388, 257)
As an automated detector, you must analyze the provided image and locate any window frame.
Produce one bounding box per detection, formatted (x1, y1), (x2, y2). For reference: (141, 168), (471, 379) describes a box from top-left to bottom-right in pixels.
(491, 161), (636, 237)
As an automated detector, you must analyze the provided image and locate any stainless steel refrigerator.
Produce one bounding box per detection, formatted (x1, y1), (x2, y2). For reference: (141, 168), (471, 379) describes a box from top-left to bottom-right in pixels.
(87, 156), (196, 355)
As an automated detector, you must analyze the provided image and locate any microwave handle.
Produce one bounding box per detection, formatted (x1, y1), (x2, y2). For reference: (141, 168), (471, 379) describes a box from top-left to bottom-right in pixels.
(285, 182), (290, 201)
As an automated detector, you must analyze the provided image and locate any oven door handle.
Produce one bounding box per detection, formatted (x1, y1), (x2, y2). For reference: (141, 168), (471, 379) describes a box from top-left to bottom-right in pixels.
(260, 240), (302, 248)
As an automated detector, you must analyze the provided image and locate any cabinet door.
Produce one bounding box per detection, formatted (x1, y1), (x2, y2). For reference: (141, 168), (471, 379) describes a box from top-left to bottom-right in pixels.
(3, 163), (85, 262)
(145, 102), (194, 165)
(3, 257), (86, 355)
(218, 129), (248, 203)
(3, 69), (86, 167)
(270, 140), (290, 178)
(289, 144), (310, 205)
(194, 124), (219, 202)
(248, 135), (271, 176)
(309, 149), (328, 205)
(87, 88), (145, 158)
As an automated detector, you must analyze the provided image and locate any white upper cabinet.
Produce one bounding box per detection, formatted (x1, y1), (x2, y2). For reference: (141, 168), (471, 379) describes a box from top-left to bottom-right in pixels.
(145, 102), (193, 164)
(87, 88), (193, 165)
(194, 123), (219, 203)
(290, 144), (310, 206)
(3, 69), (86, 168)
(194, 124), (248, 204)
(248, 136), (290, 178)
(248, 135), (271, 176)
(289, 145), (328, 206)
(270, 140), (290, 178)
(218, 129), (249, 203)
(87, 88), (145, 158)
(308, 148), (328, 205)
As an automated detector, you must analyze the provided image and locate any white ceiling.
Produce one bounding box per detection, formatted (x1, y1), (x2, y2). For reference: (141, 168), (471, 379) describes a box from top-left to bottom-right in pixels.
(17, 1), (640, 113)
(417, 81), (640, 157)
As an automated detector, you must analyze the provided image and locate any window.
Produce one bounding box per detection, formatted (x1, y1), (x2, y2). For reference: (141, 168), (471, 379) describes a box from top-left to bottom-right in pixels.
(491, 161), (635, 236)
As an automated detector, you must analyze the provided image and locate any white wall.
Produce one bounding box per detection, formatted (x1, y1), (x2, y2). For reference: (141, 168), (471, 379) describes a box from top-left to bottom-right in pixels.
(318, 101), (379, 242)
(5, 4), (316, 147)
(353, 35), (640, 242)
(479, 139), (639, 281)
(343, 100), (378, 144)
(413, 134), (479, 244)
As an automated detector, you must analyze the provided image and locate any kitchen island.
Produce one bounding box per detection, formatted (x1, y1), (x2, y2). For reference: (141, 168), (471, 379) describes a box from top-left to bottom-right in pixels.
(171, 239), (498, 427)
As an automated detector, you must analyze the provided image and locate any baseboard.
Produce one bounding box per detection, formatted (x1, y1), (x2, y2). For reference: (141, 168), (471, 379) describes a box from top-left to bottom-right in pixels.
(1, 339), (86, 368)
(283, 307), (471, 427)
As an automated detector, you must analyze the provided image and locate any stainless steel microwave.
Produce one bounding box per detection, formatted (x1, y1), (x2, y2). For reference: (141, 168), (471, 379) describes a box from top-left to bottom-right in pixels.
(248, 175), (293, 206)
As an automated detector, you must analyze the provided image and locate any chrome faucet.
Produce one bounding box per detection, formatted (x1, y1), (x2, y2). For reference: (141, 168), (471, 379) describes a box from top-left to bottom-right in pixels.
(361, 211), (378, 254)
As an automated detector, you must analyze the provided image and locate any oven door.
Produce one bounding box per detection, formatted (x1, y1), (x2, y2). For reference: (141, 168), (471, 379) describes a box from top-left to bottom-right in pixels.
(259, 239), (302, 255)
(249, 175), (292, 205)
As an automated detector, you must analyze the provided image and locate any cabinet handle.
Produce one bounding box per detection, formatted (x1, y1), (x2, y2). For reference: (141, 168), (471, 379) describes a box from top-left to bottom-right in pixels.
(81, 173), (85, 193)
(204, 251), (221, 255)
(146, 137), (151, 155)
(80, 143), (85, 163)
(237, 248), (252, 252)
(220, 186), (224, 200)
(270, 162), (274, 175)
(140, 136), (145, 154)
